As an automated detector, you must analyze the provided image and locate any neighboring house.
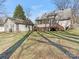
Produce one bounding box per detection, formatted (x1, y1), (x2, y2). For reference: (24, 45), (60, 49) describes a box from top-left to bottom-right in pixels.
(57, 19), (71, 30)
(35, 8), (72, 31)
(0, 17), (33, 32)
(35, 13), (57, 31)
(55, 8), (72, 30)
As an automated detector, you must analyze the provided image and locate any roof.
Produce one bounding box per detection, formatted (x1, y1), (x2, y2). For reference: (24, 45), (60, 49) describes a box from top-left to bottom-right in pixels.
(0, 17), (33, 25)
(36, 12), (56, 21)
(36, 8), (72, 22)
(55, 8), (72, 20)
(7, 17), (33, 25)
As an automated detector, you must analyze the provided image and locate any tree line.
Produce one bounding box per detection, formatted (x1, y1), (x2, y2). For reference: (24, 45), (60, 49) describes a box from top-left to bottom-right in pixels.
(0, 0), (30, 20)
(51, 0), (79, 24)
(1, 0), (79, 23)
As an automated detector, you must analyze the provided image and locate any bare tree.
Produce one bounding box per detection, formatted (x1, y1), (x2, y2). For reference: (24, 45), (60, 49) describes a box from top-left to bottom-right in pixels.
(51, 0), (70, 10)
(0, 0), (6, 17)
(70, 0), (79, 24)
(0, 0), (6, 5)
(51, 0), (79, 25)
(26, 8), (32, 18)
(26, 8), (32, 31)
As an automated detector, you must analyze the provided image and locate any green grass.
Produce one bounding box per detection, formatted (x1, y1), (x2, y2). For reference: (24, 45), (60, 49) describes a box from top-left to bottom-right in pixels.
(66, 28), (79, 35)
(0, 32), (27, 53)
(31, 32), (40, 37)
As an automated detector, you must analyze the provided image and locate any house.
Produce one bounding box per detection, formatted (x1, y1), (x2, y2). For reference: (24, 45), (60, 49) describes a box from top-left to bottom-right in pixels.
(0, 17), (33, 32)
(55, 8), (72, 30)
(35, 8), (72, 31)
(35, 12), (57, 31)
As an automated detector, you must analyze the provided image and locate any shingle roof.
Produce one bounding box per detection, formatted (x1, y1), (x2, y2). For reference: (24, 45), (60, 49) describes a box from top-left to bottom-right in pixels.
(7, 17), (33, 25)
(0, 17), (33, 25)
(36, 12), (56, 22)
(55, 8), (72, 20)
(36, 8), (72, 21)
(13, 18), (28, 24)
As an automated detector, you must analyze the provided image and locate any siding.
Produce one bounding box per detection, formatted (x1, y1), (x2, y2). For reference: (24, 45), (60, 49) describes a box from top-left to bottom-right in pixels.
(0, 18), (33, 32)
(58, 20), (71, 29)
(18, 24), (27, 31)
(4, 19), (15, 32)
(37, 24), (50, 27)
(29, 26), (33, 31)
(0, 25), (4, 32)
(13, 24), (17, 32)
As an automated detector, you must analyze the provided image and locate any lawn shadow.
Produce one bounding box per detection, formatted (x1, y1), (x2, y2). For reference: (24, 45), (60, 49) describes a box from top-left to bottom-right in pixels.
(46, 32), (79, 44)
(64, 31), (79, 37)
(16, 43), (36, 59)
(37, 32), (79, 59)
(0, 31), (32, 59)
(56, 31), (79, 39)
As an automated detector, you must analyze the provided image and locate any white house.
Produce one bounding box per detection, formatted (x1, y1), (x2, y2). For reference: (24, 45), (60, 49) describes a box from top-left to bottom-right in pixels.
(57, 19), (71, 30)
(55, 8), (72, 30)
(0, 17), (33, 32)
(35, 8), (72, 31)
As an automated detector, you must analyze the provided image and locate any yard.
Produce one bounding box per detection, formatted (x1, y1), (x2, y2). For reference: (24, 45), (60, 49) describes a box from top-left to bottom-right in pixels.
(0, 29), (79, 59)
(0, 32), (27, 53)
(10, 32), (70, 59)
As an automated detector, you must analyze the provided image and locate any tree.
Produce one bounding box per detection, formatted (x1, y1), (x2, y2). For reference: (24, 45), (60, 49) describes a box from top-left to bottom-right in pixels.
(0, 0), (6, 15)
(13, 4), (26, 20)
(26, 8), (32, 18)
(70, 0), (79, 24)
(51, 0), (70, 10)
(0, 0), (6, 5)
(51, 0), (79, 24)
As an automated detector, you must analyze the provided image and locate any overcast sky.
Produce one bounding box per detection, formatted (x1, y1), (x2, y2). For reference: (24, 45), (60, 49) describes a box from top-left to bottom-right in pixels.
(4, 0), (56, 22)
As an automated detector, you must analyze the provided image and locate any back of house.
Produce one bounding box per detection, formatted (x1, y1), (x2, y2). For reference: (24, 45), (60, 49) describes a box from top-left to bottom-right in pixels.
(35, 8), (72, 31)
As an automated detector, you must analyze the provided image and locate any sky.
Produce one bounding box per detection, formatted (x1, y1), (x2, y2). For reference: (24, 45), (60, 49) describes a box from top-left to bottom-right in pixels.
(4, 0), (56, 22)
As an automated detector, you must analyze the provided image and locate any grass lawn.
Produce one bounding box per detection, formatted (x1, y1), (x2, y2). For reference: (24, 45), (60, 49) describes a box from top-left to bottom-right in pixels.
(0, 31), (79, 59)
(0, 32), (27, 53)
(67, 28), (79, 35)
(10, 32), (70, 59)
(41, 32), (79, 56)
